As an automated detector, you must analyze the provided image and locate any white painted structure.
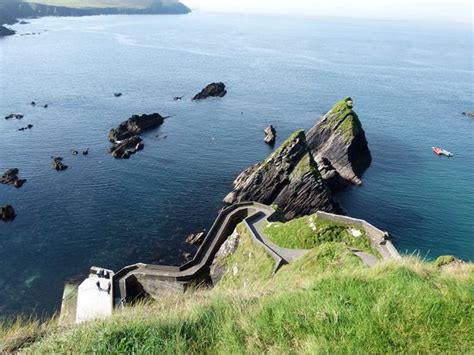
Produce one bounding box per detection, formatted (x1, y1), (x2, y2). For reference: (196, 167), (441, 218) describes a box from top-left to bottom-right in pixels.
(75, 268), (114, 324)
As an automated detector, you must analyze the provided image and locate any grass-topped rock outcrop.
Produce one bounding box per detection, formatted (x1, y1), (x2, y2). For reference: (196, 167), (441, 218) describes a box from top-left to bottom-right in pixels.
(224, 130), (339, 219)
(307, 97), (372, 191)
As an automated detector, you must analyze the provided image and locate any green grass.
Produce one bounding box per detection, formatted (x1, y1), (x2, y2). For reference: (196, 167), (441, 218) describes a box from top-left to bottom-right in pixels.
(325, 97), (363, 139)
(2, 225), (473, 353)
(435, 255), (456, 267)
(264, 213), (377, 256)
(23, 0), (154, 9)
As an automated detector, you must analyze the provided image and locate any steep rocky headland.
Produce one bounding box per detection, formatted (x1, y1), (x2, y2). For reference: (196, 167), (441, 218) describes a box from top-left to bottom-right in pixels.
(0, 0), (191, 37)
(307, 97), (372, 191)
(224, 130), (339, 219)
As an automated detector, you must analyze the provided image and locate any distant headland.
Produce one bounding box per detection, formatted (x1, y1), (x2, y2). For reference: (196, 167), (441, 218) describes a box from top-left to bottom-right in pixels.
(0, 0), (191, 37)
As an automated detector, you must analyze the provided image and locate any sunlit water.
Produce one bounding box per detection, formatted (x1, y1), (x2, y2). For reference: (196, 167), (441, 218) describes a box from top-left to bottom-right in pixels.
(0, 13), (473, 317)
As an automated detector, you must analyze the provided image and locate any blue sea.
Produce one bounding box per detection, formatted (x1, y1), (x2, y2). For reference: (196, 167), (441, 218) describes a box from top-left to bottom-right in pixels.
(0, 12), (473, 317)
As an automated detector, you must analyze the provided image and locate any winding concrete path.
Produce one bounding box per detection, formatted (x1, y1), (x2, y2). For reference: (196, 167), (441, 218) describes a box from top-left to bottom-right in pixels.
(112, 202), (394, 307)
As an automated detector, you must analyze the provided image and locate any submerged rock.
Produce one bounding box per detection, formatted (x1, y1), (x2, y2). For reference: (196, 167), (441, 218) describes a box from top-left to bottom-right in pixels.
(1, 168), (26, 188)
(114, 93), (123, 97)
(192, 82), (227, 100)
(0, 205), (16, 222)
(186, 232), (206, 246)
(224, 130), (339, 219)
(110, 135), (144, 159)
(307, 97), (372, 191)
(264, 125), (276, 145)
(52, 157), (68, 171)
(4, 114), (23, 120)
(18, 124), (33, 131)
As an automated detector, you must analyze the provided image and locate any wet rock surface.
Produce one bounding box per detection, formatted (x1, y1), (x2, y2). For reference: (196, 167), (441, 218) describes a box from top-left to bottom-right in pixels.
(192, 82), (227, 100)
(1, 169), (26, 188)
(108, 113), (165, 159)
(52, 157), (68, 171)
(0, 205), (16, 222)
(185, 232), (206, 246)
(4, 113), (23, 120)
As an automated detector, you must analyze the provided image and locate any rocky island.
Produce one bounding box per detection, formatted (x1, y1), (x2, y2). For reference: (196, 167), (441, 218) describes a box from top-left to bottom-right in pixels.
(0, 0), (191, 37)
(193, 82), (227, 100)
(307, 97), (372, 192)
(108, 113), (165, 159)
(1, 168), (26, 188)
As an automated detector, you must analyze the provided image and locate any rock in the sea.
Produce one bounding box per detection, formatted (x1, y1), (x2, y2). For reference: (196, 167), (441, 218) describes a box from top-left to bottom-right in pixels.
(1, 168), (27, 188)
(108, 113), (165, 142)
(114, 93), (122, 97)
(306, 97), (372, 191)
(18, 124), (33, 131)
(82, 149), (89, 156)
(461, 112), (474, 118)
(186, 232), (206, 246)
(192, 82), (227, 100)
(108, 113), (165, 159)
(0, 205), (16, 222)
(4, 114), (23, 120)
(110, 135), (144, 159)
(52, 157), (68, 171)
(264, 125), (276, 145)
(224, 130), (339, 219)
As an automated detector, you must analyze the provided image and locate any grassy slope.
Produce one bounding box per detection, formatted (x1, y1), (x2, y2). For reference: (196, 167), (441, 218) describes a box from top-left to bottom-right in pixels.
(2, 224), (473, 353)
(264, 213), (377, 256)
(23, 0), (154, 9)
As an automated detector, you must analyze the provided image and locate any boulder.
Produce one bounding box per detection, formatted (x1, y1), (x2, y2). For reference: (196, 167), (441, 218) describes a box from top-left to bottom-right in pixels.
(224, 130), (339, 219)
(52, 157), (68, 171)
(0, 205), (16, 222)
(264, 125), (276, 145)
(110, 135), (144, 159)
(186, 232), (206, 246)
(210, 229), (240, 285)
(1, 168), (27, 188)
(306, 97), (372, 191)
(461, 112), (474, 118)
(192, 82), (227, 100)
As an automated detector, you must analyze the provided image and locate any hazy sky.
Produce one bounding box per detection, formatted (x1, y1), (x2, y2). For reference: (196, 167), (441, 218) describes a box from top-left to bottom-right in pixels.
(183, 0), (473, 24)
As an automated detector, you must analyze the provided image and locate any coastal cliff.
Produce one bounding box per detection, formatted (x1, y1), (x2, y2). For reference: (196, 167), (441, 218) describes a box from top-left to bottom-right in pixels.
(0, 0), (191, 37)
(307, 97), (372, 191)
(224, 130), (339, 219)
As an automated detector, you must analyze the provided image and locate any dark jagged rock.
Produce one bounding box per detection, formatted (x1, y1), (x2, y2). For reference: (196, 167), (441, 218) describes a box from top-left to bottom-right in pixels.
(264, 125), (276, 145)
(82, 149), (89, 156)
(108, 113), (164, 159)
(0, 25), (15, 37)
(192, 82), (227, 100)
(30, 101), (36, 106)
(52, 157), (68, 171)
(307, 97), (372, 191)
(224, 130), (339, 219)
(1, 168), (26, 188)
(114, 93), (122, 97)
(108, 113), (165, 142)
(18, 124), (33, 131)
(0, 205), (16, 222)
(4, 113), (23, 120)
(110, 135), (144, 159)
(174, 96), (183, 101)
(186, 232), (206, 246)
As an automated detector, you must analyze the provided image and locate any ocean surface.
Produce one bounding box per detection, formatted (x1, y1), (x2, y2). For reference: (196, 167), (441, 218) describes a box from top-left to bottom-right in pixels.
(0, 13), (473, 317)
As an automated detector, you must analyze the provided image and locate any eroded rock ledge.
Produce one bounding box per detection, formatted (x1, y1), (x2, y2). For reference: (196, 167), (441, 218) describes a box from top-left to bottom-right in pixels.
(224, 130), (339, 219)
(108, 113), (165, 159)
(307, 97), (372, 191)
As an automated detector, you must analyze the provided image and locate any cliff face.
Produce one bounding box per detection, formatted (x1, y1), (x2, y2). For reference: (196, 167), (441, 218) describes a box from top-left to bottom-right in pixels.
(224, 130), (339, 219)
(0, 0), (191, 37)
(307, 98), (372, 191)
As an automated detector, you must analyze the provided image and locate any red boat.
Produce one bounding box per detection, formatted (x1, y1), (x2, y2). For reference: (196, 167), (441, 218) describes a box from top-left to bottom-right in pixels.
(432, 147), (453, 157)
